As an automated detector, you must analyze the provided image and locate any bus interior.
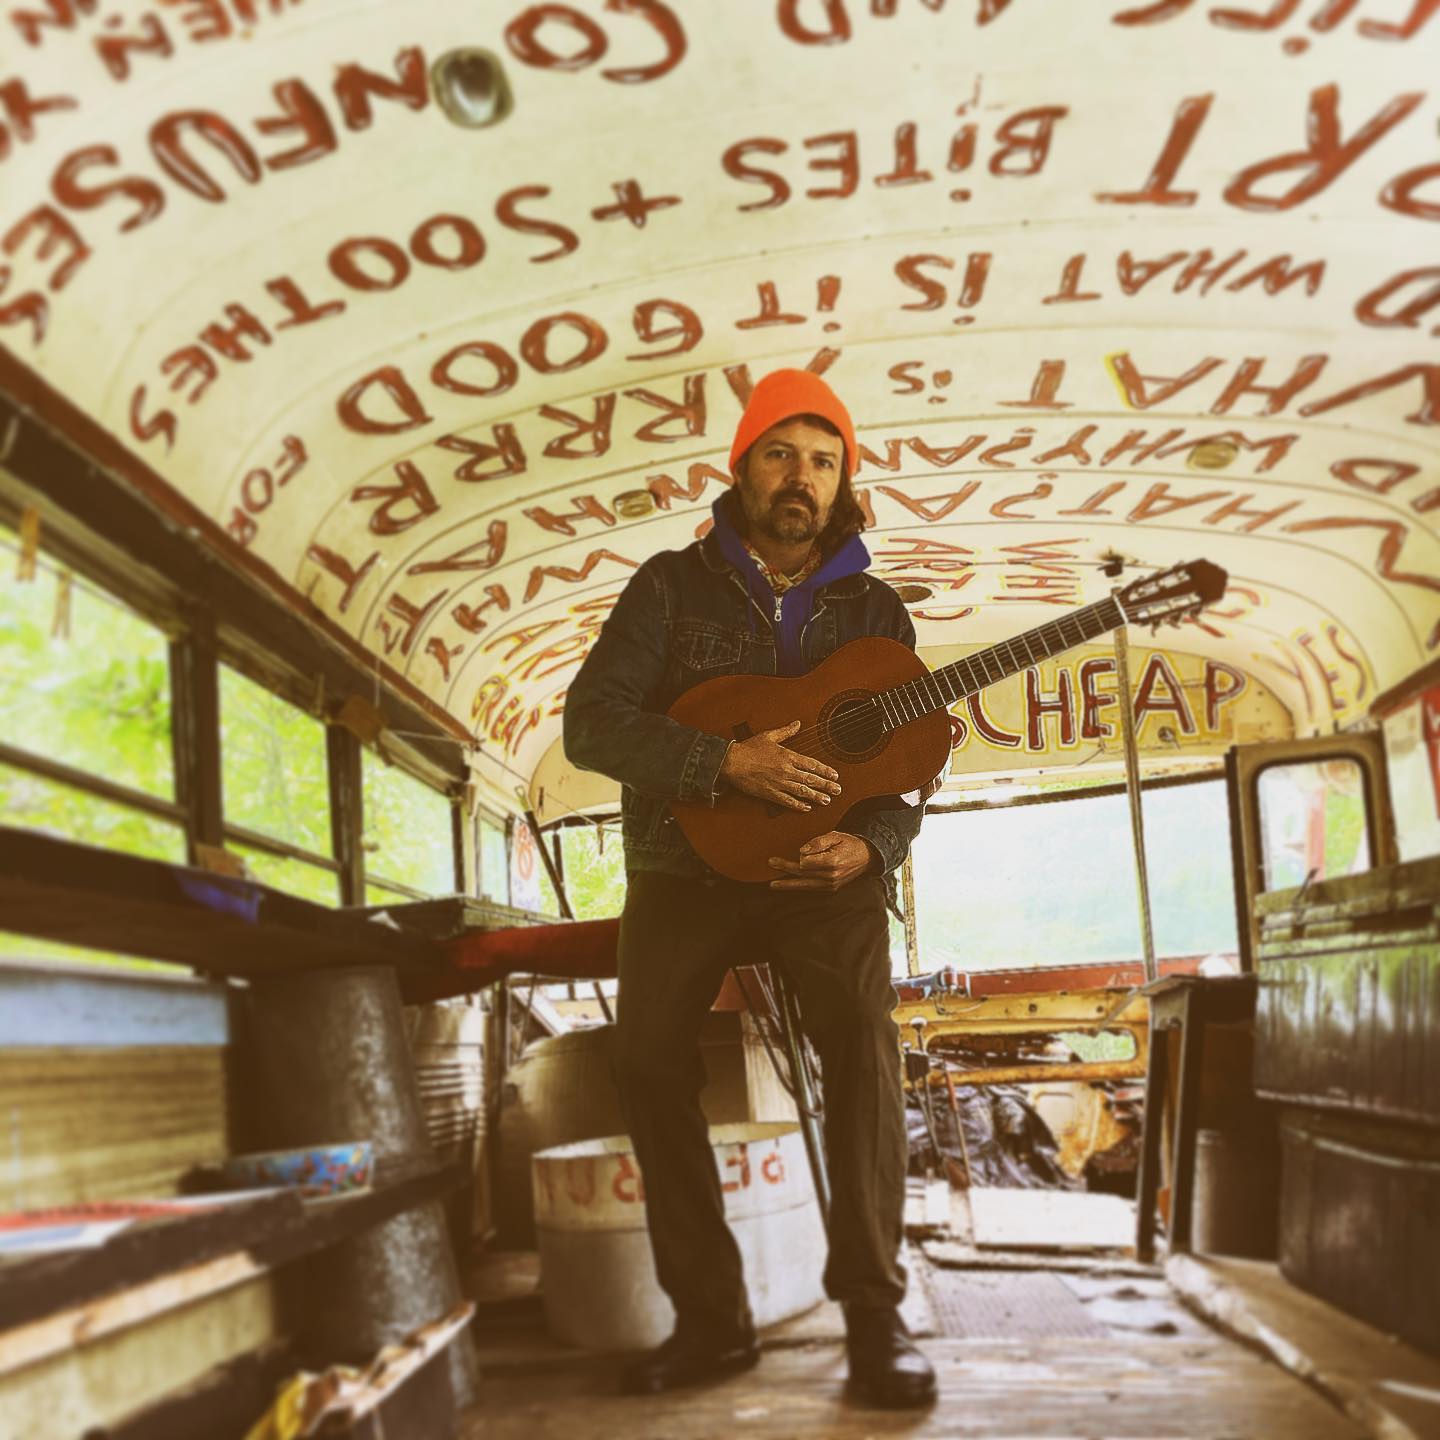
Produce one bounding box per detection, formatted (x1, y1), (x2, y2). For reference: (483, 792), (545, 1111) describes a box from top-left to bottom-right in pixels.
(1, 4), (1439, 1438)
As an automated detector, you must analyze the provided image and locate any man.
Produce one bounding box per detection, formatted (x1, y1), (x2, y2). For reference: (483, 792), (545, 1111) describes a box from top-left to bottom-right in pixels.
(563, 369), (936, 1410)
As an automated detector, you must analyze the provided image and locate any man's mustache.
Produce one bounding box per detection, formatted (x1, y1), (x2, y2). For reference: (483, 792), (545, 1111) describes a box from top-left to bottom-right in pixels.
(771, 490), (815, 514)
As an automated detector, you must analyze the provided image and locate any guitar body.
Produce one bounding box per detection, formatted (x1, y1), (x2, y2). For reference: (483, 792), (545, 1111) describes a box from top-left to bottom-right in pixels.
(668, 636), (951, 882)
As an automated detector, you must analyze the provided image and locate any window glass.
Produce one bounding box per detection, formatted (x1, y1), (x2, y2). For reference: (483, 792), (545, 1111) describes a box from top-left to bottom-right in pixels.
(477, 814), (510, 904)
(0, 529), (173, 798)
(233, 844), (339, 907)
(914, 793), (1142, 973)
(1256, 758), (1370, 893)
(912, 781), (1238, 974)
(362, 751), (455, 895)
(558, 824), (626, 920)
(0, 761), (184, 862)
(220, 666), (330, 856)
(534, 828), (562, 918)
(1141, 780), (1240, 960)
(1060, 1031), (1138, 1063)
(366, 883), (418, 909)
(507, 816), (559, 916)
(888, 908), (909, 976)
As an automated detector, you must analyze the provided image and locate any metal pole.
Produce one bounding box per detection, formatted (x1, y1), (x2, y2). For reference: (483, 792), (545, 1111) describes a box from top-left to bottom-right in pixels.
(523, 807), (614, 1023)
(775, 976), (831, 1228)
(901, 853), (921, 978)
(1112, 603), (1159, 986)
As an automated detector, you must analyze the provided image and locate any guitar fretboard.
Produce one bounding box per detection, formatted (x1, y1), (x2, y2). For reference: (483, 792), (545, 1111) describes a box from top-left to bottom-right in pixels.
(876, 596), (1127, 729)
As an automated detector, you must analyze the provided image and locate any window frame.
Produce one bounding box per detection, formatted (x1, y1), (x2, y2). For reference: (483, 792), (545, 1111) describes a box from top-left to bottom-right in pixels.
(0, 504), (465, 920)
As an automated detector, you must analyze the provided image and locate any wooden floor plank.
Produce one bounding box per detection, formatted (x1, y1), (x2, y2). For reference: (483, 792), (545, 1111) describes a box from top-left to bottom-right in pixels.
(462, 1336), (1362, 1439)
(1169, 1255), (1440, 1440)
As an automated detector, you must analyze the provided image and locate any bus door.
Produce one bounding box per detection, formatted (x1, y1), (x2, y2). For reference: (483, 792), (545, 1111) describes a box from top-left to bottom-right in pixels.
(1224, 734), (1397, 972)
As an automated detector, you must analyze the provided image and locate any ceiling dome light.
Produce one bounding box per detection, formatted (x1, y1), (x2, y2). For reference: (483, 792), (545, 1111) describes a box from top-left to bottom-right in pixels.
(1187, 439), (1239, 471)
(613, 490), (656, 519)
(432, 48), (513, 129)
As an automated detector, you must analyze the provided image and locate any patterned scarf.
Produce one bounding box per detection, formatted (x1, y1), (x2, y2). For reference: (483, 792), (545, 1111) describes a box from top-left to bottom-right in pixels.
(742, 540), (823, 595)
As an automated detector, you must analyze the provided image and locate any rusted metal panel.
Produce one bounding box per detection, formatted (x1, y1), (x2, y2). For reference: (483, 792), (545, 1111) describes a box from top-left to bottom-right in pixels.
(1255, 858), (1440, 1128)
(1257, 855), (1440, 930)
(1279, 1109), (1440, 1357)
(918, 1058), (1145, 1090)
(895, 988), (1149, 1036)
(1022, 1083), (1135, 1180)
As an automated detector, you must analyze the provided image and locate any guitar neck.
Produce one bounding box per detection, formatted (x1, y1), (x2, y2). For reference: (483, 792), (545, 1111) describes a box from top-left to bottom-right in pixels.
(877, 595), (1127, 727)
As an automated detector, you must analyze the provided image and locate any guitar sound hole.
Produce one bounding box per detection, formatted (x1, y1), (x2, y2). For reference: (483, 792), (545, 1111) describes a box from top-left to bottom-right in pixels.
(820, 691), (887, 763)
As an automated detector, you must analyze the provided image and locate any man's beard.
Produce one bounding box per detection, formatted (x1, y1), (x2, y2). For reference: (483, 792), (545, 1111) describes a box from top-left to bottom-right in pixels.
(755, 490), (822, 545)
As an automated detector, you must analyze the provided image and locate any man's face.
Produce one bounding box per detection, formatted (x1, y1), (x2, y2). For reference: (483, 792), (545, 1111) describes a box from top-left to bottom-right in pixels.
(735, 417), (844, 547)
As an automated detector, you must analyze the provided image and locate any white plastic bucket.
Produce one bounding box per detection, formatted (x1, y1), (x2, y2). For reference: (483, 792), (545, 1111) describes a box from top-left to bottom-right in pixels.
(532, 1121), (826, 1351)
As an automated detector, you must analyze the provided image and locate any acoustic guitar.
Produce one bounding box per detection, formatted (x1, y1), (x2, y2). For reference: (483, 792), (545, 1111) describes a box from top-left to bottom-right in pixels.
(668, 560), (1227, 881)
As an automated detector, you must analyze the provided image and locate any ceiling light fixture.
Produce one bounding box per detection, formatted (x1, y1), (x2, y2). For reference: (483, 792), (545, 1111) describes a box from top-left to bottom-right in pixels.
(613, 490), (656, 519)
(1187, 439), (1239, 471)
(431, 48), (513, 129)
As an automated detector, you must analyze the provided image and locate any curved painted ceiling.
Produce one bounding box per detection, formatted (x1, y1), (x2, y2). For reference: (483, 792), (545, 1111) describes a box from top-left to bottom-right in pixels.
(3, 0), (1438, 817)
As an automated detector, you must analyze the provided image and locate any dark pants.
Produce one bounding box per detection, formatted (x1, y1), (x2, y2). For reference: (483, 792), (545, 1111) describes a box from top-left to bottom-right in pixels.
(612, 869), (908, 1340)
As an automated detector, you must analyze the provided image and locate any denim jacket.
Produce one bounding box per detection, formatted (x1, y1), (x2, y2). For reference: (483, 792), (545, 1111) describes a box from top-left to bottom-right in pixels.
(563, 492), (925, 883)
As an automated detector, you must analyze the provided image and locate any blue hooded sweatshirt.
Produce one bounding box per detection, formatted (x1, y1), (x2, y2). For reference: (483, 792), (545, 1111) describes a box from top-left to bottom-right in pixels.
(710, 493), (873, 677)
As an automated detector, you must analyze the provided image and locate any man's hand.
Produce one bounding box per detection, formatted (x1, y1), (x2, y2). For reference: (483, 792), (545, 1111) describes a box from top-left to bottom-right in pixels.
(719, 720), (842, 811)
(768, 830), (874, 890)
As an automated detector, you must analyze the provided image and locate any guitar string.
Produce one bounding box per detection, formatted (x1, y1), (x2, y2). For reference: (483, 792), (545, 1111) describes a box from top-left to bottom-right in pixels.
(741, 567), (1208, 757)
(777, 598), (1126, 760)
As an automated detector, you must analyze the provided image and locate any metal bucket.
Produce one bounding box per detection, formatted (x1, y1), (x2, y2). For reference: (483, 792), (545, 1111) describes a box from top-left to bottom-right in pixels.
(1193, 1125), (1280, 1259)
(533, 1121), (826, 1351)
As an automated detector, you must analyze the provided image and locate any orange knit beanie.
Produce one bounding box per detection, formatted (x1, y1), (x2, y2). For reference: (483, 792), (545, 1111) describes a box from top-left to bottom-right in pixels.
(728, 369), (858, 478)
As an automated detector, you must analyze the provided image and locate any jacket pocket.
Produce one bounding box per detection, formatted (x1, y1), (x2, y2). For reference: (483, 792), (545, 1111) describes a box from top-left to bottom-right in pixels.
(669, 619), (743, 673)
(622, 787), (671, 848)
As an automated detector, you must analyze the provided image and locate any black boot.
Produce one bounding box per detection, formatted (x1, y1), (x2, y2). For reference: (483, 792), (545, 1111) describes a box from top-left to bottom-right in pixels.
(620, 1325), (761, 1395)
(844, 1305), (937, 1409)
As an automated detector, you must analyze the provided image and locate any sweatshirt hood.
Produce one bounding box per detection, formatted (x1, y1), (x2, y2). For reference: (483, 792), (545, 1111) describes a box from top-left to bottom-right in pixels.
(709, 491), (871, 673)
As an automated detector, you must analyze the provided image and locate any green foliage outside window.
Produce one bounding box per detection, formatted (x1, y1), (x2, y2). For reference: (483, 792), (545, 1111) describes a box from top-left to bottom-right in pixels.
(0, 540), (186, 971)
(0, 539), (174, 798)
(476, 814), (509, 906)
(557, 824), (626, 921)
(235, 844), (340, 907)
(362, 749), (456, 895)
(0, 762), (185, 862)
(220, 666), (330, 857)
(912, 781), (1238, 973)
(366, 884), (417, 909)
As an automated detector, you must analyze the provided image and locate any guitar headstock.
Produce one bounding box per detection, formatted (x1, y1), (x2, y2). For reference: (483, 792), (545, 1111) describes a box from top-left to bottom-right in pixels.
(1117, 560), (1228, 629)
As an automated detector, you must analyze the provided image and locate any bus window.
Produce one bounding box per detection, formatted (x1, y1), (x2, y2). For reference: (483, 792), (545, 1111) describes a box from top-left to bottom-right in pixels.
(1255, 758), (1372, 894)
(363, 750), (458, 903)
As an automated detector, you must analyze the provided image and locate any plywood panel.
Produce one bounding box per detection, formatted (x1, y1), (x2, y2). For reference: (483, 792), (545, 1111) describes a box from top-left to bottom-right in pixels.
(0, 1048), (229, 1209)
(0, 1276), (276, 1440)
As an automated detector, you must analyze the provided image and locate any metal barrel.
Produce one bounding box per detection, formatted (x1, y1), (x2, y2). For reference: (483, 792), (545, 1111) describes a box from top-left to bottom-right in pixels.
(533, 1121), (825, 1351)
(243, 965), (478, 1407)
